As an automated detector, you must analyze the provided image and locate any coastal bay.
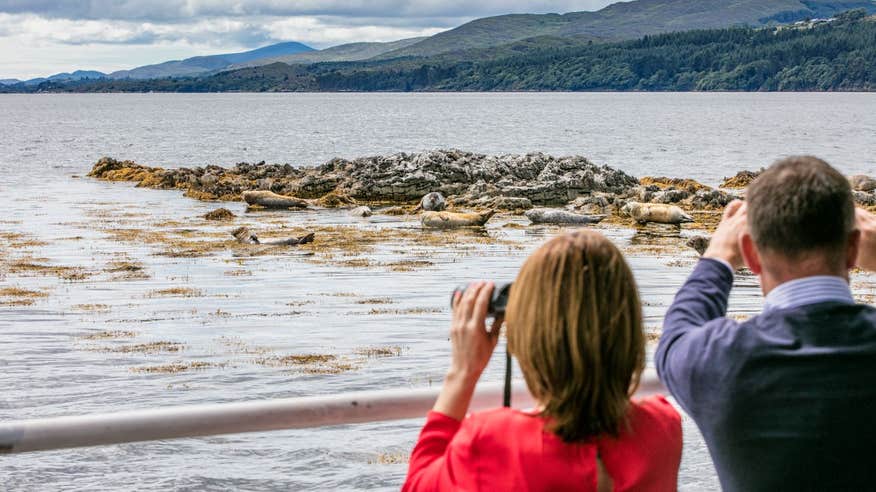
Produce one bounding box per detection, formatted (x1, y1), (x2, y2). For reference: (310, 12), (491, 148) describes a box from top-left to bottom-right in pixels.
(2, 92), (875, 490)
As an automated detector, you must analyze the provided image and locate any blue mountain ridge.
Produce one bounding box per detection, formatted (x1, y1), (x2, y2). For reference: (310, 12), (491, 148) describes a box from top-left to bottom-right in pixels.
(5, 41), (314, 84)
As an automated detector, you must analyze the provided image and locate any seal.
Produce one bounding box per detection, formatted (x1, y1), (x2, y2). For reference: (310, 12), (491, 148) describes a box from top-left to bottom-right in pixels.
(232, 227), (314, 246)
(421, 210), (495, 229)
(242, 190), (309, 209)
(686, 235), (710, 255)
(414, 192), (446, 212)
(525, 208), (606, 225)
(621, 202), (693, 225)
(350, 206), (373, 217)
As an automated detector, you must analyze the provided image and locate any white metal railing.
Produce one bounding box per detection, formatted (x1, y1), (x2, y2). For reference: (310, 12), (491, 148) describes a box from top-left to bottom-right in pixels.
(0, 369), (664, 454)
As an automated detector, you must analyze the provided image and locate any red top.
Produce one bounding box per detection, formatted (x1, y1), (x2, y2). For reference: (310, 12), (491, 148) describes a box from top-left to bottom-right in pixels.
(403, 395), (681, 492)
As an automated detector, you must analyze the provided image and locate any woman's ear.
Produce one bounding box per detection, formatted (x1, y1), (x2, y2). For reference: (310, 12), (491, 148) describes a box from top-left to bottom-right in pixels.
(740, 233), (762, 275)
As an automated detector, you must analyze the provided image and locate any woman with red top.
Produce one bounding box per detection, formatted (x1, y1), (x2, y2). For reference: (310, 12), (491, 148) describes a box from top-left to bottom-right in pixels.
(403, 230), (682, 491)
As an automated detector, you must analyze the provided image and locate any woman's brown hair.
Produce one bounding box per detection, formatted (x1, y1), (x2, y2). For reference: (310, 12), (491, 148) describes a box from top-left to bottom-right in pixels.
(506, 230), (645, 442)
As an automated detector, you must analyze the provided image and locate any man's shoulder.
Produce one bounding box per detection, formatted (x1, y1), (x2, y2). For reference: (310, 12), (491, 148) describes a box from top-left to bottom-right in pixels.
(747, 302), (876, 347)
(752, 302), (876, 332)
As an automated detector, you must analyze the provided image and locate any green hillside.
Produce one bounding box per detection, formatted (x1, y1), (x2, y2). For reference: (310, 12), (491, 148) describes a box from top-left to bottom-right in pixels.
(23, 10), (873, 93)
(378, 0), (876, 58)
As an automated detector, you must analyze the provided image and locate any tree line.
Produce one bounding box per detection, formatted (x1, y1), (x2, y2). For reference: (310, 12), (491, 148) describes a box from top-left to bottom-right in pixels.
(5, 10), (874, 93)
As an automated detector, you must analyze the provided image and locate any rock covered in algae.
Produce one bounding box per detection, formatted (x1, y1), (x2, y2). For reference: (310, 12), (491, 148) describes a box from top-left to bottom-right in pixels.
(95, 153), (876, 218)
(849, 175), (876, 192)
(720, 170), (762, 189)
(204, 208), (236, 221)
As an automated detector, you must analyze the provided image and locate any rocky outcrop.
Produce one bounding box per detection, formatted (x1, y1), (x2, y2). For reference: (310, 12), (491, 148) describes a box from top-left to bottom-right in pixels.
(639, 177), (711, 194)
(88, 154), (876, 217)
(88, 151), (639, 207)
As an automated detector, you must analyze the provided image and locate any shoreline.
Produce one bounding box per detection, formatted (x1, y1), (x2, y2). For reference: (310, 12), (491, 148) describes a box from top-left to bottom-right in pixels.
(87, 149), (876, 237)
(86, 150), (762, 234)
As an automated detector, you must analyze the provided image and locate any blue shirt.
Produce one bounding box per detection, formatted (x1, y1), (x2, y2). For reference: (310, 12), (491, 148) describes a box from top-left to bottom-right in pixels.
(713, 259), (855, 311)
(657, 259), (876, 491)
(763, 275), (855, 312)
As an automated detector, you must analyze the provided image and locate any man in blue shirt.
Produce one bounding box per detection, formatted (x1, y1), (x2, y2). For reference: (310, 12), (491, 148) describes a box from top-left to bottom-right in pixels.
(657, 156), (876, 491)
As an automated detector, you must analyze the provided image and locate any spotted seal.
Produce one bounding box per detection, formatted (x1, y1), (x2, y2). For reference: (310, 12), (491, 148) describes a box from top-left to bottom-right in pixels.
(242, 190), (309, 209)
(621, 202), (693, 225)
(415, 192), (446, 212)
(421, 210), (495, 229)
(525, 208), (606, 225)
(232, 227), (314, 246)
(349, 206), (373, 217)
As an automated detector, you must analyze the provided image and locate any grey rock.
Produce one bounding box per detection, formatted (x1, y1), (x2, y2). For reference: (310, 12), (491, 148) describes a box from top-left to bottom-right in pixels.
(686, 189), (735, 210)
(853, 191), (876, 206)
(489, 196), (533, 210)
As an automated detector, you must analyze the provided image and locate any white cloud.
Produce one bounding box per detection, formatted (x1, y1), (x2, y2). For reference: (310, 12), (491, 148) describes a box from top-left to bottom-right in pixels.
(0, 1), (617, 22)
(0, 12), (448, 78)
(265, 17), (444, 46)
(0, 1), (620, 79)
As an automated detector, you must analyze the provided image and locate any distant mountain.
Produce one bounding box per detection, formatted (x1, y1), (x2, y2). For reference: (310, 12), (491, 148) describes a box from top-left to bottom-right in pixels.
(47, 70), (107, 82)
(108, 41), (314, 79)
(230, 38), (426, 70)
(377, 0), (876, 58)
(1, 70), (108, 86)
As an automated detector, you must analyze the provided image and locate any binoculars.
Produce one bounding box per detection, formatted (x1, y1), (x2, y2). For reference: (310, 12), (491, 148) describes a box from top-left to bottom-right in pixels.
(451, 282), (513, 316)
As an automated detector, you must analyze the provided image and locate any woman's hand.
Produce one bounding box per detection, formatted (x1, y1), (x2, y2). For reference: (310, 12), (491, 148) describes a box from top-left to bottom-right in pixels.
(448, 281), (502, 380)
(433, 281), (502, 420)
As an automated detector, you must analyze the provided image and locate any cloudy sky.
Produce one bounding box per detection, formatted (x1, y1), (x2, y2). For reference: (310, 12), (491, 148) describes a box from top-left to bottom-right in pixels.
(0, 1), (620, 79)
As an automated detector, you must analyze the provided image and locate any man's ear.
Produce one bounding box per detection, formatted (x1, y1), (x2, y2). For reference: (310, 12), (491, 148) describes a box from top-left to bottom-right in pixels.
(741, 233), (762, 275)
(847, 229), (861, 270)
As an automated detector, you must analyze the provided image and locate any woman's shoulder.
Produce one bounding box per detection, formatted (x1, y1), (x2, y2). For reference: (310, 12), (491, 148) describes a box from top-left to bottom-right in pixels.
(631, 395), (679, 419)
(625, 395), (682, 439)
(460, 407), (546, 441)
(465, 406), (542, 427)
(462, 397), (680, 433)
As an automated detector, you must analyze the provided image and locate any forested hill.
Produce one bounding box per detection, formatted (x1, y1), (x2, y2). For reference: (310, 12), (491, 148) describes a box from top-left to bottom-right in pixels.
(374, 0), (876, 59)
(9, 11), (876, 93)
